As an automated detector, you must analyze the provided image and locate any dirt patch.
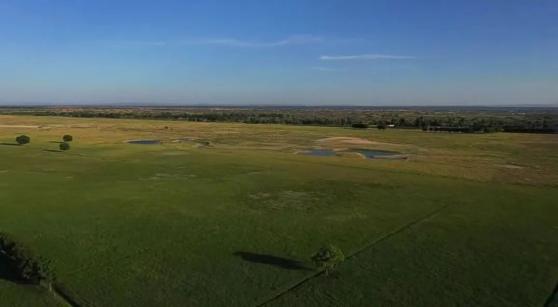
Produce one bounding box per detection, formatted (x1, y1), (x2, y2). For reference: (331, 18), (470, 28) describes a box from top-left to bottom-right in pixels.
(0, 125), (40, 129)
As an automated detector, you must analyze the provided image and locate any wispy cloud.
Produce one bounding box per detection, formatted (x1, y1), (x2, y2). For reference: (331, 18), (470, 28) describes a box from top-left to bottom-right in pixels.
(320, 54), (416, 61)
(185, 35), (323, 48)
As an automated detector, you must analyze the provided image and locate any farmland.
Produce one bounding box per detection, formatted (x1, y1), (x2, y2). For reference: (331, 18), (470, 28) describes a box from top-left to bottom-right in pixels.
(0, 114), (557, 306)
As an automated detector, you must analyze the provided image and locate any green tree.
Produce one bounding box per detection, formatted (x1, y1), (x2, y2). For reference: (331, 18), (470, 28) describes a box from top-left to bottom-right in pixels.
(311, 245), (345, 275)
(15, 135), (30, 145)
(62, 134), (73, 142)
(351, 123), (368, 129)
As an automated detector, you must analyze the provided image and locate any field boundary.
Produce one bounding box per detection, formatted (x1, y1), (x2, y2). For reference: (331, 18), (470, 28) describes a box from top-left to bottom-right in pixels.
(49, 283), (84, 307)
(255, 202), (454, 306)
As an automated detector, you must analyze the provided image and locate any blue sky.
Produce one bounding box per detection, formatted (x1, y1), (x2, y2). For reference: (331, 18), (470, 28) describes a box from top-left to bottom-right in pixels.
(0, 0), (557, 105)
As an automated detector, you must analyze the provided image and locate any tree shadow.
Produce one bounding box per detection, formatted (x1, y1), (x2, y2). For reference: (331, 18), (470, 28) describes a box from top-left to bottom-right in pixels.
(0, 143), (20, 146)
(43, 149), (62, 153)
(233, 251), (311, 270)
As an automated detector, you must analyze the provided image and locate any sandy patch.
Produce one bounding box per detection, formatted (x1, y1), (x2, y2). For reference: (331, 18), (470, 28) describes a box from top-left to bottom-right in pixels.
(0, 125), (40, 128)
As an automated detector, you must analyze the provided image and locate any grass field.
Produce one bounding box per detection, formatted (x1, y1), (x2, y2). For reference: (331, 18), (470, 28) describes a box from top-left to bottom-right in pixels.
(0, 115), (557, 306)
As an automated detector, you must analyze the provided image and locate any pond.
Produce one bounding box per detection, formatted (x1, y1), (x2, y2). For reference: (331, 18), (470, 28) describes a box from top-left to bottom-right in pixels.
(353, 149), (401, 159)
(127, 140), (161, 145)
(303, 149), (337, 157)
(301, 148), (404, 159)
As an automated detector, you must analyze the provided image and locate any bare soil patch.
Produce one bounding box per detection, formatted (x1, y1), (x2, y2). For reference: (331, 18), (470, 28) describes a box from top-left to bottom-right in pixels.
(0, 125), (40, 129)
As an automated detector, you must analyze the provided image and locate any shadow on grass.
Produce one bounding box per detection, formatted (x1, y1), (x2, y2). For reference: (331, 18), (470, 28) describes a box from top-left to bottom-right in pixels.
(234, 251), (311, 270)
(0, 143), (20, 146)
(43, 149), (62, 153)
(48, 141), (63, 144)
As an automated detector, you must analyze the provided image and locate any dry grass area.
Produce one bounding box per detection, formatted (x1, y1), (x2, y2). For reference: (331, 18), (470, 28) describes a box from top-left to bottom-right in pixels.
(1, 114), (557, 187)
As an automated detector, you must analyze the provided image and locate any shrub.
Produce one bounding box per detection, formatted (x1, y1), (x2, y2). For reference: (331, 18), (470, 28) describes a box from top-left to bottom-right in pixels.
(62, 134), (73, 142)
(311, 244), (345, 275)
(59, 142), (70, 151)
(351, 123), (369, 129)
(377, 123), (387, 130)
(15, 135), (30, 145)
(0, 233), (54, 284)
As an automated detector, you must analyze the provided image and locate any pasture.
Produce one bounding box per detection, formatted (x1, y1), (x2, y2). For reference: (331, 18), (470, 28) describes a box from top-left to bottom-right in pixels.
(0, 115), (557, 306)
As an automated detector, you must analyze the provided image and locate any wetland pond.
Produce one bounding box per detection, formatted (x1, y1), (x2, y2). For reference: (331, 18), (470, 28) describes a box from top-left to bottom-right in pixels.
(354, 149), (401, 158)
(304, 149), (338, 157)
(303, 148), (404, 159)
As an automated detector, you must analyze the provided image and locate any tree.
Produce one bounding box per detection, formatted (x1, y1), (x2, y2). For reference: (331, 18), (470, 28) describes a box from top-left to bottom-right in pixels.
(377, 122), (387, 130)
(59, 142), (70, 151)
(0, 232), (54, 284)
(311, 245), (345, 275)
(15, 135), (30, 145)
(351, 123), (369, 129)
(62, 135), (73, 142)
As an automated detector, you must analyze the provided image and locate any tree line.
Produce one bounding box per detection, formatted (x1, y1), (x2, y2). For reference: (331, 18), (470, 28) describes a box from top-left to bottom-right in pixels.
(2, 107), (557, 133)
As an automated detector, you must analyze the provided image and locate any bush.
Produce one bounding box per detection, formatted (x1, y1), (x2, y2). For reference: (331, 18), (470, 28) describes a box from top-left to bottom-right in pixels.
(377, 123), (387, 130)
(59, 142), (70, 151)
(0, 233), (54, 284)
(311, 244), (345, 274)
(351, 123), (369, 129)
(15, 135), (30, 145)
(62, 134), (73, 142)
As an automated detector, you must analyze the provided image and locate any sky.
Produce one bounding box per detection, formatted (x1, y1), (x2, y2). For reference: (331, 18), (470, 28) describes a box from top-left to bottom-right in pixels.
(0, 0), (557, 106)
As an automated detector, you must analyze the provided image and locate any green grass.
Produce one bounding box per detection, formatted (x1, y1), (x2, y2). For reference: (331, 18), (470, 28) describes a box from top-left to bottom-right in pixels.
(0, 281), (60, 307)
(0, 115), (557, 306)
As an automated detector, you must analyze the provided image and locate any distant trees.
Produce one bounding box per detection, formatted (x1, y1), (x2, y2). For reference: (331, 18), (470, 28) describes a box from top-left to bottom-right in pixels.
(62, 135), (73, 142)
(2, 107), (556, 134)
(311, 245), (345, 275)
(15, 135), (30, 145)
(351, 123), (369, 129)
(59, 142), (70, 151)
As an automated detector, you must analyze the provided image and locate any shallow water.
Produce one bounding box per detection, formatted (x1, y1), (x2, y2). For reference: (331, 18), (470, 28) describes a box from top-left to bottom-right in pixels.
(302, 148), (402, 159)
(304, 149), (337, 157)
(128, 140), (160, 145)
(354, 149), (400, 158)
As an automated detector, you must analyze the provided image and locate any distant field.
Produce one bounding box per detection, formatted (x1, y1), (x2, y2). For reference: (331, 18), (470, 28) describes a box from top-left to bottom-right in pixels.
(0, 115), (557, 306)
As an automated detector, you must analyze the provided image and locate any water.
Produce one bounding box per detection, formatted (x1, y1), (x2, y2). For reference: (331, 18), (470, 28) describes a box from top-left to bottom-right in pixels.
(302, 148), (402, 159)
(304, 149), (337, 157)
(128, 140), (161, 145)
(354, 149), (400, 159)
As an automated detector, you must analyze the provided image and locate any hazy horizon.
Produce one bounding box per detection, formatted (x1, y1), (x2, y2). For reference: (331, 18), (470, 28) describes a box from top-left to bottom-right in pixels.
(1, 0), (557, 106)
